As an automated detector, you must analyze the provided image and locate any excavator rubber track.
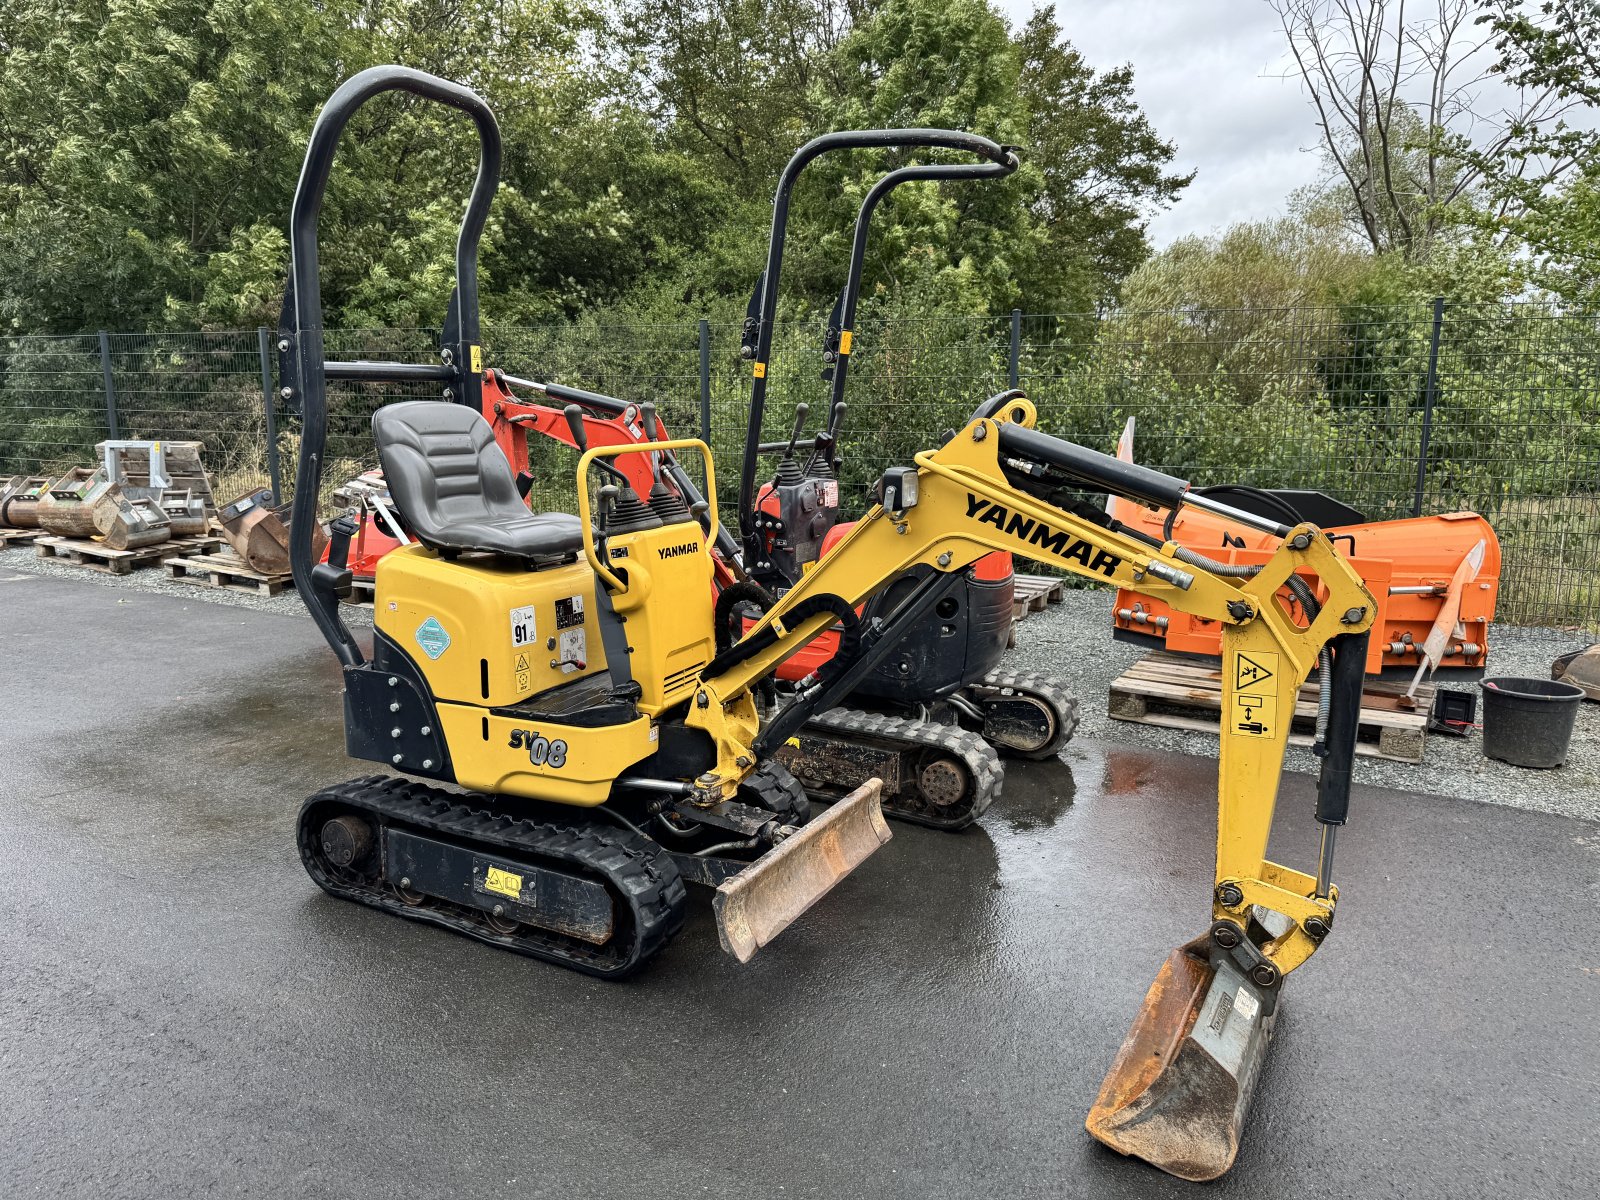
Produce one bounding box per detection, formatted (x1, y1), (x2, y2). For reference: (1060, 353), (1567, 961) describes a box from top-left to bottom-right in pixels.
(968, 668), (1080, 760)
(298, 775), (686, 979)
(785, 707), (1002, 830)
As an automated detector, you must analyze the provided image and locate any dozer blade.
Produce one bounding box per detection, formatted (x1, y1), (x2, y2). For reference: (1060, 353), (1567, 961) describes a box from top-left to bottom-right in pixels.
(1086, 935), (1277, 1181)
(712, 778), (891, 962)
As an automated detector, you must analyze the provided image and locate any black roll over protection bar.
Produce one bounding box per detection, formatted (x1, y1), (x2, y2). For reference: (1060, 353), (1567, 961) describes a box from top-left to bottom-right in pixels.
(738, 129), (1020, 563)
(278, 66), (502, 667)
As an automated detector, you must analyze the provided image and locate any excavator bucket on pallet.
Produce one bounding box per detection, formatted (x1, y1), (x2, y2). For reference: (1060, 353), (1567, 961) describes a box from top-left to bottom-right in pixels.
(1086, 935), (1276, 1181)
(36, 467), (113, 538)
(95, 491), (172, 550)
(159, 489), (209, 537)
(0, 476), (50, 528)
(220, 487), (326, 574)
(712, 779), (891, 962)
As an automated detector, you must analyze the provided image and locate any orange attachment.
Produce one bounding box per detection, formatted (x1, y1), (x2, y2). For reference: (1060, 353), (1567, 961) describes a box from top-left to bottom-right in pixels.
(1109, 496), (1499, 677)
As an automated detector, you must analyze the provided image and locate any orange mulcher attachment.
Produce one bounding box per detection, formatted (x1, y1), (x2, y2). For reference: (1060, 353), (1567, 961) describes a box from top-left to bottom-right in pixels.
(1106, 420), (1499, 681)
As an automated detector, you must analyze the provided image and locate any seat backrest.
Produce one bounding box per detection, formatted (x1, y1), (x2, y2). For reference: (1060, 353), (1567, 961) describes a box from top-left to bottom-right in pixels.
(372, 401), (523, 548)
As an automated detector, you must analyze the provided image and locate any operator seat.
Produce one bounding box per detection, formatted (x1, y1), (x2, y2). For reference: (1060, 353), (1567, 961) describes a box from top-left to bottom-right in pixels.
(372, 400), (584, 561)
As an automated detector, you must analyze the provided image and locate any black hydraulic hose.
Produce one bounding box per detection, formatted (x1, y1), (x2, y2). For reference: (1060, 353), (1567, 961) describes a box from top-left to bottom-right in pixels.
(1193, 483), (1304, 529)
(739, 128), (1016, 556)
(285, 66), (501, 667)
(816, 156), (1017, 472)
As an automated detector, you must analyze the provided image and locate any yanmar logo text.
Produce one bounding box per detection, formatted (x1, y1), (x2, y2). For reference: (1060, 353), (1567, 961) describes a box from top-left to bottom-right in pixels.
(965, 493), (1121, 577)
(657, 541), (700, 560)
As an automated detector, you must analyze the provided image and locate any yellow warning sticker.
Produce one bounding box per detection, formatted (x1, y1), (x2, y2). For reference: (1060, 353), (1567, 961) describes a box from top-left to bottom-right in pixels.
(516, 670), (531, 692)
(838, 330), (853, 355)
(484, 865), (523, 899)
(753, 361), (767, 379)
(1234, 651), (1278, 693)
(1229, 650), (1280, 738)
(469, 344), (483, 373)
(514, 652), (529, 672)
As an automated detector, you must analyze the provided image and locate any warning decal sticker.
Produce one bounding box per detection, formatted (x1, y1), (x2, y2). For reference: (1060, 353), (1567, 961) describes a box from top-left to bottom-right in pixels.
(1229, 649), (1280, 739)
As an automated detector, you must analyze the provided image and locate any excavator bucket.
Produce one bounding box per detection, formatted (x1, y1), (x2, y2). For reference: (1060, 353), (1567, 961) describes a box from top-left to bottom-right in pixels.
(713, 779), (891, 962)
(95, 492), (172, 550)
(1086, 935), (1276, 1181)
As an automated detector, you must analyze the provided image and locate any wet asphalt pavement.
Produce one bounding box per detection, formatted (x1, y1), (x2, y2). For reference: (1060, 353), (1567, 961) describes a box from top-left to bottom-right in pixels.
(2, 569), (1597, 1199)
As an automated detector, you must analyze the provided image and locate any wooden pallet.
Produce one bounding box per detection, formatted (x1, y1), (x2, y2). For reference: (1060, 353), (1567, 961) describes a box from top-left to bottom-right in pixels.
(1013, 572), (1066, 621)
(164, 549), (292, 597)
(0, 527), (44, 549)
(34, 533), (221, 575)
(1108, 650), (1433, 764)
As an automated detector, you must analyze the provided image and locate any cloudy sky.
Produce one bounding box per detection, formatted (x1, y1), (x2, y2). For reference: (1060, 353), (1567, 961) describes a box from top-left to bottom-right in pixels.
(997, 0), (1327, 244)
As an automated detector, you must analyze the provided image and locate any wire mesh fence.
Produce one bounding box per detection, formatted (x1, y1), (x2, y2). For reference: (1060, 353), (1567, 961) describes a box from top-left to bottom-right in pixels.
(2, 299), (1596, 628)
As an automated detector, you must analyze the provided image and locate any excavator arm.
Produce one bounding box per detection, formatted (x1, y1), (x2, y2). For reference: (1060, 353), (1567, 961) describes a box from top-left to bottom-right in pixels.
(689, 396), (1375, 1180)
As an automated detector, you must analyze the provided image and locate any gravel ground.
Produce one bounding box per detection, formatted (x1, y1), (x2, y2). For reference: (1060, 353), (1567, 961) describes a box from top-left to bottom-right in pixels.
(0, 540), (374, 630)
(1011, 585), (1600, 823)
(4, 543), (1595, 821)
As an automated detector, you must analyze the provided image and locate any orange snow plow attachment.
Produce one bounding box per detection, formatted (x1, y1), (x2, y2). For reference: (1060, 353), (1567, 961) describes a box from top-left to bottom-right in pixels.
(1106, 421), (1498, 679)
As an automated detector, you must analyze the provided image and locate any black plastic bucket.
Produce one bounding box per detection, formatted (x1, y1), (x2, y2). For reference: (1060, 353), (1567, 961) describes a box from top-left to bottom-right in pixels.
(1481, 676), (1585, 768)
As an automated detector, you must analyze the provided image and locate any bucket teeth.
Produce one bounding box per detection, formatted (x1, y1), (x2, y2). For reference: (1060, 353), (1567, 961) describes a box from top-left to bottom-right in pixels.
(712, 778), (891, 962)
(1086, 935), (1278, 1181)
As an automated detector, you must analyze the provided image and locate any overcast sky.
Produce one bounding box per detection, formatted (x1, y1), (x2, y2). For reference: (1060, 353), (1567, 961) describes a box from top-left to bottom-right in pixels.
(997, 0), (1325, 244)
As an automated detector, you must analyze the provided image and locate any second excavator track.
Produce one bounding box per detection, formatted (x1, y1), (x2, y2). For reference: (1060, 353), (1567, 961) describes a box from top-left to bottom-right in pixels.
(968, 668), (1081, 760)
(298, 775), (687, 979)
(784, 707), (1003, 830)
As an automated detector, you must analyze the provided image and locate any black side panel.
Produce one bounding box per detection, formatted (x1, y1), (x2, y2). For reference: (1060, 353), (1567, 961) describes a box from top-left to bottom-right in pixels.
(849, 567), (1013, 703)
(629, 721), (717, 781)
(345, 632), (454, 781)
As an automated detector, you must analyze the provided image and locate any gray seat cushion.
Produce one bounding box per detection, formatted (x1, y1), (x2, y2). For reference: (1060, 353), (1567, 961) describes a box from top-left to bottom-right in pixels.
(372, 401), (584, 560)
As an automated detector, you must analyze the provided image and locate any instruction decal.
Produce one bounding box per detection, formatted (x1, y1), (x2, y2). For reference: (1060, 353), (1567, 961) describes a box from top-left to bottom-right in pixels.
(555, 595), (585, 630)
(1229, 649), (1279, 739)
(509, 604), (536, 647)
(414, 616), (451, 660)
(557, 628), (586, 674)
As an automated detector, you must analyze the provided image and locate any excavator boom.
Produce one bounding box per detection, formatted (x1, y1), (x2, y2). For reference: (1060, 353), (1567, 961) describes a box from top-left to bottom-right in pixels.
(688, 395), (1375, 1179)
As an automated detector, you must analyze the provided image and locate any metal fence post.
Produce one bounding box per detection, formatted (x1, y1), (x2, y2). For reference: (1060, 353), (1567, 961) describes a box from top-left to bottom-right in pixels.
(258, 326), (283, 502)
(1412, 297), (1445, 518)
(698, 318), (712, 444)
(1008, 309), (1021, 390)
(98, 330), (119, 439)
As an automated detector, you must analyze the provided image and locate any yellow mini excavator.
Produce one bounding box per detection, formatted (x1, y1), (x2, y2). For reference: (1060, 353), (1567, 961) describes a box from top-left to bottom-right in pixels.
(283, 68), (1377, 1182)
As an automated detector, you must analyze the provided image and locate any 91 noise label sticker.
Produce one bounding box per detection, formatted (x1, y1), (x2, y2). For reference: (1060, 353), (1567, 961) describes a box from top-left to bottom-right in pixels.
(509, 604), (536, 647)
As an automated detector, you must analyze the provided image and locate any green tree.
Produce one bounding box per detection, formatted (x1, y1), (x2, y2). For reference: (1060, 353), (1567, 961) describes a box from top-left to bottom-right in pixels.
(1473, 0), (1600, 306)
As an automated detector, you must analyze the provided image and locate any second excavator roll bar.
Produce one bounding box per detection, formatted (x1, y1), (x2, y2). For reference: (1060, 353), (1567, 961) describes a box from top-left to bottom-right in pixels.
(738, 129), (1020, 561)
(280, 65), (501, 667)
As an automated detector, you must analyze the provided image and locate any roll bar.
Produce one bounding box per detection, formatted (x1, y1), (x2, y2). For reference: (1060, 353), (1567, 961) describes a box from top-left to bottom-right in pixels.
(280, 66), (502, 667)
(813, 155), (1017, 474)
(737, 129), (1019, 561)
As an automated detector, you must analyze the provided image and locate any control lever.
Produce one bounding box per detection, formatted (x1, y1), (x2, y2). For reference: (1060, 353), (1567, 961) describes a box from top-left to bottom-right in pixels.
(784, 402), (810, 459)
(808, 400), (847, 476)
(565, 404), (630, 487)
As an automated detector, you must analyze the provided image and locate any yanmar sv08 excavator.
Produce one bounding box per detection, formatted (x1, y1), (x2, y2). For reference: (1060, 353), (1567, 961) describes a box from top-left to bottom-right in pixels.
(284, 67), (1378, 1182)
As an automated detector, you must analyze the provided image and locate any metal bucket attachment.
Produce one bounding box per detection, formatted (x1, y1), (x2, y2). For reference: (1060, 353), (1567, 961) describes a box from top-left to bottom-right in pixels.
(159, 489), (209, 537)
(1086, 935), (1277, 1181)
(219, 489), (325, 573)
(95, 492), (172, 550)
(37, 468), (116, 538)
(0, 476), (50, 528)
(712, 779), (891, 962)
